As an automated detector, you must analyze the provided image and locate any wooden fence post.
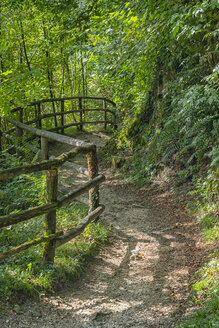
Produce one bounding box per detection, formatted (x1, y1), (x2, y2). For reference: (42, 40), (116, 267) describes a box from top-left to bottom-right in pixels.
(78, 97), (83, 131)
(34, 104), (38, 127)
(103, 99), (107, 130)
(43, 168), (58, 264)
(87, 146), (99, 212)
(41, 137), (48, 160)
(37, 103), (42, 129)
(16, 109), (23, 137)
(61, 100), (65, 134)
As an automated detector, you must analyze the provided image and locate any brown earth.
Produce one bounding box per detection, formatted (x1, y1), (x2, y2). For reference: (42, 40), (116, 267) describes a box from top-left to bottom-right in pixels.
(0, 131), (209, 328)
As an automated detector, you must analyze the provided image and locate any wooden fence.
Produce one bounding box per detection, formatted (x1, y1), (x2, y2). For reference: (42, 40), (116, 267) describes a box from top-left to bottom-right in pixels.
(9, 96), (117, 134)
(0, 96), (115, 263)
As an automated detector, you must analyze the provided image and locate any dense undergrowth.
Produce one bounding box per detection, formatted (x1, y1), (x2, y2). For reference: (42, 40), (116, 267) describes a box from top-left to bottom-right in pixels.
(179, 178), (219, 327)
(107, 4), (219, 326)
(0, 150), (109, 304)
(98, 3), (219, 322)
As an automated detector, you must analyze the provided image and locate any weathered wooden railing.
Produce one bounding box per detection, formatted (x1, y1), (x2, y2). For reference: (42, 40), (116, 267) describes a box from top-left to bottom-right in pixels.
(0, 104), (108, 263)
(8, 96), (117, 135)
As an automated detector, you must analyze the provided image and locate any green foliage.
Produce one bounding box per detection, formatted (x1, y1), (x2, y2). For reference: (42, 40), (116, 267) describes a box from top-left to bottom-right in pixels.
(200, 215), (219, 243)
(109, 0), (218, 188)
(98, 134), (120, 163)
(189, 169), (219, 244)
(0, 198), (110, 302)
(0, 0), (218, 321)
(56, 201), (87, 231)
(192, 255), (219, 304)
(180, 298), (219, 328)
(84, 222), (110, 244)
(0, 0), (102, 116)
(111, 4), (219, 323)
(0, 173), (46, 216)
(119, 66), (218, 183)
(178, 169), (219, 328)
(0, 147), (109, 302)
(0, 150), (45, 216)
(180, 254), (219, 328)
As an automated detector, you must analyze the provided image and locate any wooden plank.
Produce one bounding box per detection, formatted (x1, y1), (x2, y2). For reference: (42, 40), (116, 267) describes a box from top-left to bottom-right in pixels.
(23, 108), (115, 123)
(31, 96), (116, 106)
(10, 97), (116, 112)
(55, 205), (105, 248)
(3, 116), (94, 149)
(0, 148), (82, 181)
(0, 203), (58, 229)
(58, 174), (105, 207)
(0, 231), (63, 260)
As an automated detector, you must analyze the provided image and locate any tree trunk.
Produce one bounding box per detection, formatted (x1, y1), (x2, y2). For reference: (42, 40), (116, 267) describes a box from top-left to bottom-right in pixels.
(43, 24), (58, 128)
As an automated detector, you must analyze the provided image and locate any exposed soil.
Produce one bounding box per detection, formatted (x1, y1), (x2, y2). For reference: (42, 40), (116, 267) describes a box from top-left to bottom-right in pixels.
(0, 131), (209, 328)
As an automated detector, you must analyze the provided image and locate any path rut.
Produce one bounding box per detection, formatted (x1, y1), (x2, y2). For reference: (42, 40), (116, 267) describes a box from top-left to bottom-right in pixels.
(0, 131), (202, 328)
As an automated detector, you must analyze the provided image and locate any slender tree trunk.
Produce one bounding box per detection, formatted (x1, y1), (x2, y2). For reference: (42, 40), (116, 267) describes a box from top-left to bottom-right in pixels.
(74, 53), (77, 95)
(80, 50), (86, 96)
(19, 41), (23, 65)
(19, 19), (31, 72)
(65, 57), (77, 123)
(59, 48), (65, 97)
(83, 51), (88, 96)
(43, 24), (58, 128)
(0, 22), (4, 77)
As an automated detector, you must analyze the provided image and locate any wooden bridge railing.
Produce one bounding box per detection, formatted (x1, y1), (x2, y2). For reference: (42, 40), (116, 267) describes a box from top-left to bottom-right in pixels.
(0, 98), (111, 263)
(8, 96), (117, 135)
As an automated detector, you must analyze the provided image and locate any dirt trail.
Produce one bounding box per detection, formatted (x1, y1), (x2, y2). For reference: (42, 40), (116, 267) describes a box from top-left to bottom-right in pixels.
(1, 131), (204, 328)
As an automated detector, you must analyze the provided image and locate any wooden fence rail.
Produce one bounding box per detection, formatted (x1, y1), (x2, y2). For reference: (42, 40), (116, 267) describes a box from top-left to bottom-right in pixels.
(7, 96), (117, 136)
(0, 96), (114, 264)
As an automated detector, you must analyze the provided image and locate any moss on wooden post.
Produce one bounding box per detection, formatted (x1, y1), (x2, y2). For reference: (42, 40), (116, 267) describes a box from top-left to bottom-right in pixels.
(87, 147), (99, 212)
(43, 168), (58, 264)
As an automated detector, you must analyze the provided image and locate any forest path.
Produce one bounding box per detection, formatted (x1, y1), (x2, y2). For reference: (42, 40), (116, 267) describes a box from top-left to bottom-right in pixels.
(1, 131), (202, 328)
